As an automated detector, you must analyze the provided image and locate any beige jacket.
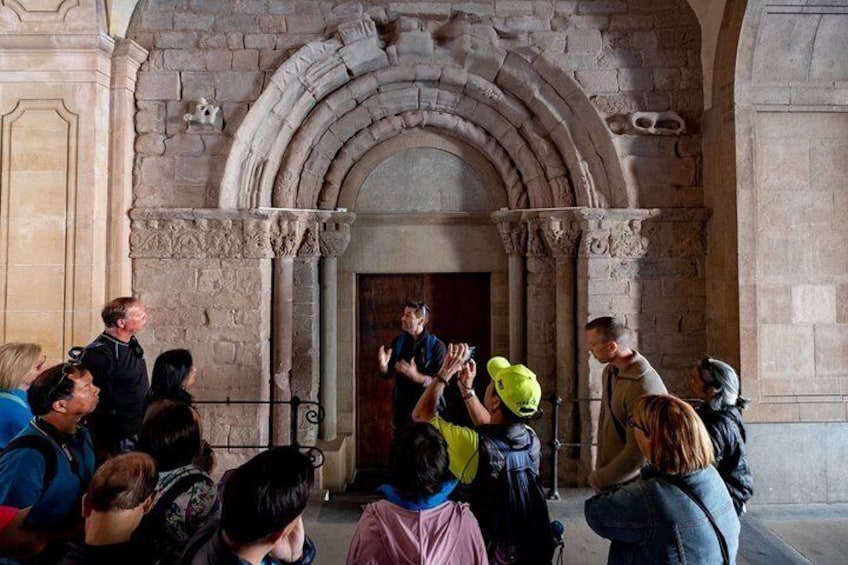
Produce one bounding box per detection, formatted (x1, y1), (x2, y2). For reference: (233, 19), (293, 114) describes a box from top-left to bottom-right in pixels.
(595, 352), (667, 489)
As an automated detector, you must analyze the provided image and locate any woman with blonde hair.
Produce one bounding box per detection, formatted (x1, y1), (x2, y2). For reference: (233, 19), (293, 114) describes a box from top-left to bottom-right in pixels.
(585, 394), (740, 564)
(0, 342), (45, 448)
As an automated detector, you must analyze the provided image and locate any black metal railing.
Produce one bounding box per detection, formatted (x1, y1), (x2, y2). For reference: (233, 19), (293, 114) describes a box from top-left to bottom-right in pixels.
(193, 396), (325, 467)
(543, 393), (601, 500)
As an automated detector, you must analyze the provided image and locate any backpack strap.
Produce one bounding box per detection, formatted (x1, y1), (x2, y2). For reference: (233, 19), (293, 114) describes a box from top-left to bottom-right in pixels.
(1, 434), (58, 502)
(0, 391), (28, 410)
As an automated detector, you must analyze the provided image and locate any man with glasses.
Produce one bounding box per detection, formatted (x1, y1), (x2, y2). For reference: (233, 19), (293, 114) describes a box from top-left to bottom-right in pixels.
(0, 363), (99, 562)
(584, 316), (666, 493)
(82, 297), (149, 460)
(377, 301), (447, 429)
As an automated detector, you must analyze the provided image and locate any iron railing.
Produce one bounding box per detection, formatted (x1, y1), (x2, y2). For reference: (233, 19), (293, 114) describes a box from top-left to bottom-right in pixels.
(193, 396), (325, 467)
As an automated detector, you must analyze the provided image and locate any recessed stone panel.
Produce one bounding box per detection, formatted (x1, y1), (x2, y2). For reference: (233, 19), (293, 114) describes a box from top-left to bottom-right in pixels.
(760, 324), (815, 378)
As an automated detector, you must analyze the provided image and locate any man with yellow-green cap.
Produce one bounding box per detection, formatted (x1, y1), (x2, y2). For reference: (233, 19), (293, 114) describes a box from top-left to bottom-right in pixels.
(412, 344), (555, 564)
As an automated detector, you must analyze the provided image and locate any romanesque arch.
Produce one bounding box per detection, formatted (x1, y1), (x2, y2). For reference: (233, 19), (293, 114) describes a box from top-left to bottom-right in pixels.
(219, 13), (627, 211)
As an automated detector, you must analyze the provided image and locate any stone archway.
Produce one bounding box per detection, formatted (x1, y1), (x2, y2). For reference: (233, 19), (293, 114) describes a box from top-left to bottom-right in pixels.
(218, 13), (628, 211)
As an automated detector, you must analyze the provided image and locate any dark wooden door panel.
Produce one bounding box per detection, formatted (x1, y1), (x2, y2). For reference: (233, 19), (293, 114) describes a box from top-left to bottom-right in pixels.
(357, 273), (491, 470)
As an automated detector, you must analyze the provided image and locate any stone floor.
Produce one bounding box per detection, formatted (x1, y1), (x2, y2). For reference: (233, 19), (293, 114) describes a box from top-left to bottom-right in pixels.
(303, 488), (848, 564)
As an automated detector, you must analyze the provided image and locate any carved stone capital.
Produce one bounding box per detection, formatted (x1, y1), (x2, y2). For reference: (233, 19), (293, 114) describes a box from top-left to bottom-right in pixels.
(271, 218), (307, 258)
(319, 223), (352, 258)
(525, 218), (550, 257)
(542, 215), (582, 257)
(495, 220), (527, 256)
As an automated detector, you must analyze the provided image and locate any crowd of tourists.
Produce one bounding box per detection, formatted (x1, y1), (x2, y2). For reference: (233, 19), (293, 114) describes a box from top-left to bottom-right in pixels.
(0, 297), (751, 564)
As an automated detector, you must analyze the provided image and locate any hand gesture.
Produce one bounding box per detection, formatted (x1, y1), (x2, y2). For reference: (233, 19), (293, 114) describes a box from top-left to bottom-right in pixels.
(377, 345), (391, 373)
(269, 515), (305, 563)
(394, 358), (418, 380)
(458, 358), (477, 390)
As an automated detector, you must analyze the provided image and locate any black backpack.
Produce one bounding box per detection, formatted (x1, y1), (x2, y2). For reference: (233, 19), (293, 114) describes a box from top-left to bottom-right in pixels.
(475, 430), (556, 564)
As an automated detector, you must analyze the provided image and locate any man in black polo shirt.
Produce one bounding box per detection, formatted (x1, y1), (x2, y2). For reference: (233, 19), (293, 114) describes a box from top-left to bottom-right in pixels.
(83, 297), (149, 459)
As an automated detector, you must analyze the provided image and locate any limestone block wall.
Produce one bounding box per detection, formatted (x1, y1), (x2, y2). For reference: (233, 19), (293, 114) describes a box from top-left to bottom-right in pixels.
(127, 0), (703, 212)
(0, 2), (145, 360)
(735, 1), (848, 426)
(130, 207), (278, 470)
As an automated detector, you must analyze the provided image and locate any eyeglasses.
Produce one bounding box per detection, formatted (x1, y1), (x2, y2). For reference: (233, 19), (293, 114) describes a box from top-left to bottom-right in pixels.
(626, 415), (646, 434)
(700, 357), (720, 385)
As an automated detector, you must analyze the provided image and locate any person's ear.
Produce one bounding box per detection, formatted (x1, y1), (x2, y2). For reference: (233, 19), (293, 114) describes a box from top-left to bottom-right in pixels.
(52, 398), (69, 414)
(82, 493), (92, 518)
(141, 491), (156, 514)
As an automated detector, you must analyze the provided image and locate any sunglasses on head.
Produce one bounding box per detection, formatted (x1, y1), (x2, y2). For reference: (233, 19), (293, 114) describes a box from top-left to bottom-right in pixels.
(700, 357), (720, 385)
(45, 348), (85, 400)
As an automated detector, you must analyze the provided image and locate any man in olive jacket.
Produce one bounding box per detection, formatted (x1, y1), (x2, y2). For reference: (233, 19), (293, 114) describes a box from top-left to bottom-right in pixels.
(585, 317), (667, 492)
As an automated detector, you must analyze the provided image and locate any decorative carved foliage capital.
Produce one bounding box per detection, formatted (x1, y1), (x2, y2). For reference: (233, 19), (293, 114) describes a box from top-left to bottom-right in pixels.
(542, 216), (582, 257)
(496, 221), (527, 256)
(270, 219), (307, 258)
(525, 219), (550, 257)
(610, 219), (648, 258)
(319, 223), (351, 258)
(297, 226), (320, 258)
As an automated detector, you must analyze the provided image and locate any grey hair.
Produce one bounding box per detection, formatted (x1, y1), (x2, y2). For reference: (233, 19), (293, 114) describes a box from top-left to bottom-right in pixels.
(699, 358), (750, 411)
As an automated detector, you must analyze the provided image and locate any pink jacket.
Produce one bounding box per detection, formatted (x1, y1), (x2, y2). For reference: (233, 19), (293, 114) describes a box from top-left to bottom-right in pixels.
(346, 500), (489, 565)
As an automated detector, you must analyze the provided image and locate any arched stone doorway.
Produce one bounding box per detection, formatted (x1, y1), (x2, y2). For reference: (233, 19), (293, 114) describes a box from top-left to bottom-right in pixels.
(128, 6), (711, 490)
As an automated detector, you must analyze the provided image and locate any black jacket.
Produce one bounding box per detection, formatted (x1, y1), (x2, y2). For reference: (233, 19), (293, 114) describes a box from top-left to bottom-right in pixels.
(697, 405), (754, 513)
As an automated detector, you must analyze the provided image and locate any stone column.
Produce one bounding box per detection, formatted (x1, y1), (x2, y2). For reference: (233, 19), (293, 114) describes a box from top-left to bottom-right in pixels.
(495, 215), (528, 363)
(270, 214), (307, 445)
(541, 211), (583, 481)
(318, 218), (352, 441)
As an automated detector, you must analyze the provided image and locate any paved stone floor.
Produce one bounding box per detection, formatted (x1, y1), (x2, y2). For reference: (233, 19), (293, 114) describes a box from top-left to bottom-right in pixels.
(303, 488), (848, 564)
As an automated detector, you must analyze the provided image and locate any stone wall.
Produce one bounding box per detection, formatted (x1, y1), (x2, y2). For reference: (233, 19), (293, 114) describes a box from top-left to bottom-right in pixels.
(735, 1), (848, 425)
(128, 0), (702, 211)
(0, 1), (144, 359)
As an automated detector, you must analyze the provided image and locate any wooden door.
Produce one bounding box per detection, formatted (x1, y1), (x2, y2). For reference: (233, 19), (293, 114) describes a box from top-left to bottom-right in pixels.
(357, 273), (491, 471)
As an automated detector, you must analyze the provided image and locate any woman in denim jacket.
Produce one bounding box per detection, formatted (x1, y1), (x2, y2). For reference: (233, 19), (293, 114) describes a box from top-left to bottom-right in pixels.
(585, 394), (740, 564)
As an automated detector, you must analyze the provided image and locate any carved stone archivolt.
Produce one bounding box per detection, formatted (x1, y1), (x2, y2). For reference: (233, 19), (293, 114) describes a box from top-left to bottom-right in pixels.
(129, 208), (356, 259)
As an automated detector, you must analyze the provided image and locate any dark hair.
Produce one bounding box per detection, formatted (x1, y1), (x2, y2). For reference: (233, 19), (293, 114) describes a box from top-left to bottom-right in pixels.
(87, 452), (158, 512)
(150, 349), (194, 404)
(222, 446), (314, 545)
(27, 363), (82, 416)
(404, 301), (429, 323)
(390, 423), (450, 500)
(585, 316), (631, 348)
(101, 296), (141, 328)
(138, 400), (200, 471)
